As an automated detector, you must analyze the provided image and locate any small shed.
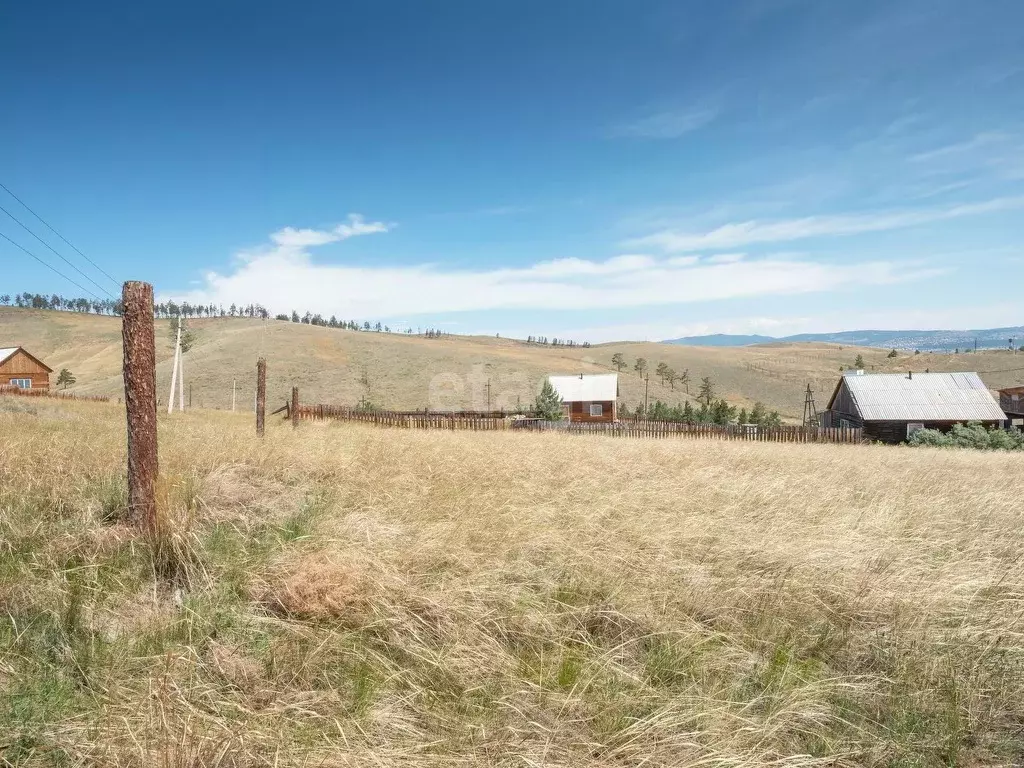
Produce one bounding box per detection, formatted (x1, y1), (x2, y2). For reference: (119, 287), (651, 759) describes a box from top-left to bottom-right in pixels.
(1000, 386), (1024, 426)
(0, 346), (52, 390)
(548, 373), (618, 423)
(822, 371), (1006, 443)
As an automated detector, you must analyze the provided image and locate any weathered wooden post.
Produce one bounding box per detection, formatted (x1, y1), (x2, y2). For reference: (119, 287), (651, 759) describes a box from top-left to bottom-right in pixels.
(121, 281), (158, 531)
(256, 357), (266, 437)
(291, 386), (299, 428)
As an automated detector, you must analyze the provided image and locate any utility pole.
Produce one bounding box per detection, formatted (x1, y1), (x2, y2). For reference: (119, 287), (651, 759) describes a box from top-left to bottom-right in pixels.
(232, 379), (236, 412)
(189, 382), (192, 409)
(486, 378), (491, 412)
(167, 320), (181, 415)
(178, 328), (185, 413)
(644, 373), (649, 415)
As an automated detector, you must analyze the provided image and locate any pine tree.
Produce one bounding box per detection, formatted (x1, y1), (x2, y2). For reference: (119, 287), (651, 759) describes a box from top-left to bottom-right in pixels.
(611, 353), (625, 371)
(169, 317), (198, 353)
(56, 368), (76, 390)
(634, 357), (648, 378)
(698, 376), (715, 406)
(534, 379), (565, 421)
(656, 362), (669, 385)
(854, 354), (865, 369)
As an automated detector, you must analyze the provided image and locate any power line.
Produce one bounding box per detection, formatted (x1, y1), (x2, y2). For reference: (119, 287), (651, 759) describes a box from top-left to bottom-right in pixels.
(0, 229), (106, 303)
(0, 201), (115, 299)
(0, 180), (120, 289)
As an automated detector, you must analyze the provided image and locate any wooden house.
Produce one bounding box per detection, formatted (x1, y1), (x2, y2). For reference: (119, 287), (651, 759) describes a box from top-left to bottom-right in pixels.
(1000, 386), (1024, 426)
(0, 346), (52, 390)
(822, 371), (1006, 443)
(548, 373), (618, 423)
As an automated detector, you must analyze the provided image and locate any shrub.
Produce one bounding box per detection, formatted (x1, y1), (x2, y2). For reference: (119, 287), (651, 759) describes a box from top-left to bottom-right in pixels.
(910, 423), (1024, 451)
(909, 428), (952, 448)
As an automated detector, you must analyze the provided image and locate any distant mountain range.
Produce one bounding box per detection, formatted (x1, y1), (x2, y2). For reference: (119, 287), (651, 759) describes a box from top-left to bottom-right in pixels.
(663, 327), (1024, 352)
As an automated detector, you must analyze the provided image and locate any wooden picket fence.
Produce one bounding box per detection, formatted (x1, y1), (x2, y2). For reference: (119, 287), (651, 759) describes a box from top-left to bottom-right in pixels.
(291, 402), (863, 443)
(293, 404), (509, 430)
(0, 385), (113, 403)
(515, 419), (863, 444)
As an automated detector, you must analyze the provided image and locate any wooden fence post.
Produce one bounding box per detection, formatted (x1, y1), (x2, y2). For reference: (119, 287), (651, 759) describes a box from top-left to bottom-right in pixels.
(256, 357), (266, 437)
(121, 281), (158, 532)
(291, 387), (299, 428)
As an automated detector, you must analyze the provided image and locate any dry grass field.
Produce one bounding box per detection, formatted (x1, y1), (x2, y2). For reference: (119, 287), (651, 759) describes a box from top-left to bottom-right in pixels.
(2, 395), (1023, 766)
(4, 307), (1023, 421)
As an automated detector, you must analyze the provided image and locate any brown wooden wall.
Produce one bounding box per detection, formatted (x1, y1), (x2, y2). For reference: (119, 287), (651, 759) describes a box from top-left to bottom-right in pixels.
(0, 349), (50, 389)
(566, 400), (615, 423)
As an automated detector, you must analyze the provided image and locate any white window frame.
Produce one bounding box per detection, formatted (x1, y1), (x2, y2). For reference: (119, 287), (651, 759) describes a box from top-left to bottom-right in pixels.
(589, 403), (603, 417)
(9, 378), (32, 389)
(907, 422), (925, 438)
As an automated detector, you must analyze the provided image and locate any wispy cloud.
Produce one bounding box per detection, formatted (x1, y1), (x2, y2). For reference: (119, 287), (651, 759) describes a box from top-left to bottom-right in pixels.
(611, 107), (719, 139)
(168, 219), (945, 320)
(909, 132), (1010, 163)
(267, 214), (390, 250)
(626, 196), (1024, 253)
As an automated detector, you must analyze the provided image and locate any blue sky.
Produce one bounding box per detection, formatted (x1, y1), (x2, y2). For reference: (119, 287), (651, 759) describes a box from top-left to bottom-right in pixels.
(1, 0), (1022, 342)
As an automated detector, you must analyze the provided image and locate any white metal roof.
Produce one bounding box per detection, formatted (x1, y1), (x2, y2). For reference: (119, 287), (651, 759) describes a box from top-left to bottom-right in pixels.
(837, 371), (1006, 422)
(548, 373), (618, 402)
(0, 347), (19, 364)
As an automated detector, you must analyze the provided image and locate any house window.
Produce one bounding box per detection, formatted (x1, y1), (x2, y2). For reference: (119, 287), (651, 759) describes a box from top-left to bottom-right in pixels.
(9, 378), (32, 389)
(907, 422), (925, 438)
(589, 403), (603, 417)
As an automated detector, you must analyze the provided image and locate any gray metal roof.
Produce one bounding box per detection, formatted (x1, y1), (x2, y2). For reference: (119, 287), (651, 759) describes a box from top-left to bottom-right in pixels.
(0, 347), (19, 364)
(838, 371), (1006, 422)
(548, 373), (618, 402)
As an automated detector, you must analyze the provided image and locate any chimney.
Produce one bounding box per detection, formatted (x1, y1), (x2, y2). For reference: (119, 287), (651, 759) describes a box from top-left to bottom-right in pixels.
(908, 370), (913, 380)
(579, 373), (584, 379)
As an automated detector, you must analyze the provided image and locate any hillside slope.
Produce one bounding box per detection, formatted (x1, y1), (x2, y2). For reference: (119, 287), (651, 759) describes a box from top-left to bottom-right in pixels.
(2, 308), (1022, 420)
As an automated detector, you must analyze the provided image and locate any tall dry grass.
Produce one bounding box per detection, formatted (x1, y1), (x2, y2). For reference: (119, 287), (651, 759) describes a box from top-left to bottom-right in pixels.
(1, 395), (1023, 766)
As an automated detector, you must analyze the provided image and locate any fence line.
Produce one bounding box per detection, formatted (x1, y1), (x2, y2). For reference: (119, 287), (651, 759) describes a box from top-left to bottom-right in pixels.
(0, 385), (113, 403)
(292, 403), (863, 443)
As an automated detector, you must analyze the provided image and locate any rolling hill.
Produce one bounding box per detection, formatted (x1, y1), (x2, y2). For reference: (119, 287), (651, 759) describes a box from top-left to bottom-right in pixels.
(666, 326), (1024, 351)
(3, 307), (1023, 421)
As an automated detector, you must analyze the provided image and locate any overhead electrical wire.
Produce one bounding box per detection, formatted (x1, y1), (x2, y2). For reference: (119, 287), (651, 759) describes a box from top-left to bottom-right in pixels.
(0, 229), (106, 302)
(0, 201), (115, 300)
(0, 180), (120, 289)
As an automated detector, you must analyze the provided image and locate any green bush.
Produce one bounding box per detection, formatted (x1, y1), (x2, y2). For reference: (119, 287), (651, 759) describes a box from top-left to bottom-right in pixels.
(910, 423), (1023, 451)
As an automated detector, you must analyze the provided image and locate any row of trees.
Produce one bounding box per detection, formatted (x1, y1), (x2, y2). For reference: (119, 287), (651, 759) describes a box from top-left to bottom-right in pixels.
(2, 292), (121, 315)
(620, 398), (782, 427)
(525, 336), (591, 348)
(611, 354), (694, 393)
(0, 292), (445, 336)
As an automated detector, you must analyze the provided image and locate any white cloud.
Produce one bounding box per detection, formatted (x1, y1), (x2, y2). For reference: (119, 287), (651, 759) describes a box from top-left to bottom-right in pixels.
(166, 220), (946, 320)
(706, 253), (746, 264)
(611, 107), (719, 139)
(268, 214), (389, 250)
(627, 196), (1024, 252)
